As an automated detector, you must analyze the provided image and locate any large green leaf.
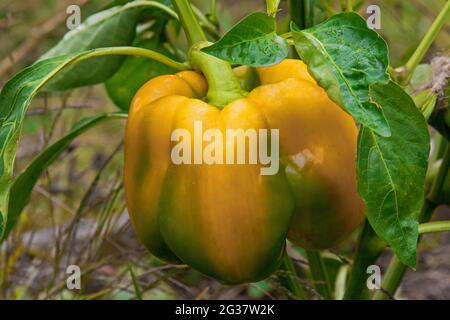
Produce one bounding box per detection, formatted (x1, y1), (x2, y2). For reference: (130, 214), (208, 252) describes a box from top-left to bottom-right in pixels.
(41, 4), (140, 91)
(41, 1), (175, 91)
(202, 12), (288, 67)
(105, 38), (176, 111)
(291, 12), (391, 137)
(357, 81), (430, 268)
(2, 112), (127, 240)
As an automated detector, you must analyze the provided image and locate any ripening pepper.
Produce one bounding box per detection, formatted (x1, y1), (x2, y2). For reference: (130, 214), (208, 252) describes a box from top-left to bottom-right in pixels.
(124, 58), (365, 284)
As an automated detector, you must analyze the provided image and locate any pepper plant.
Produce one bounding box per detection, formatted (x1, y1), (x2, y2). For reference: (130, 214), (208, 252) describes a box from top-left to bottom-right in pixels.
(0, 0), (449, 300)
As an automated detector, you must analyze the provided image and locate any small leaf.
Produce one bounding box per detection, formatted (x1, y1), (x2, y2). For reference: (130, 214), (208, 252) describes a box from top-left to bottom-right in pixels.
(202, 12), (288, 67)
(3, 112), (126, 240)
(291, 13), (391, 137)
(105, 38), (176, 111)
(41, 3), (141, 91)
(357, 81), (430, 268)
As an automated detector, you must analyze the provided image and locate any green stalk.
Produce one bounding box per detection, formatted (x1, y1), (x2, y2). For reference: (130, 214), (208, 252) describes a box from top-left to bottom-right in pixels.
(289, 0), (306, 29)
(172, 0), (245, 107)
(190, 43), (247, 107)
(402, 0), (450, 84)
(128, 1), (179, 19)
(346, 0), (353, 11)
(77, 46), (189, 70)
(373, 255), (403, 300)
(172, 0), (207, 46)
(289, 0), (315, 30)
(306, 250), (333, 299)
(191, 5), (220, 40)
(267, 0), (281, 17)
(419, 221), (450, 235)
(334, 265), (349, 300)
(280, 250), (306, 300)
(374, 143), (450, 300)
(208, 0), (218, 25)
(343, 221), (386, 300)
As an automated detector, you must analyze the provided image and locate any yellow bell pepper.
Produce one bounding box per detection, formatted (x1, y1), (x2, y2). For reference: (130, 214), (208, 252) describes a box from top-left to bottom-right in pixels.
(124, 59), (364, 284)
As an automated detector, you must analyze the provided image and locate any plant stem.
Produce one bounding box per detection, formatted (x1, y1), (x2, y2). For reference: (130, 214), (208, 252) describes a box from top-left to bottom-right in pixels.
(171, 0), (244, 106)
(267, 0), (281, 17)
(189, 42), (247, 107)
(346, 0), (353, 11)
(281, 250), (306, 300)
(373, 255), (404, 300)
(374, 143), (450, 300)
(306, 250), (333, 299)
(419, 221), (450, 235)
(210, 0), (217, 22)
(130, 0), (179, 20)
(403, 0), (450, 84)
(343, 221), (386, 300)
(172, 0), (207, 46)
(334, 265), (349, 300)
(191, 5), (220, 40)
(289, 0), (306, 29)
(78, 46), (190, 70)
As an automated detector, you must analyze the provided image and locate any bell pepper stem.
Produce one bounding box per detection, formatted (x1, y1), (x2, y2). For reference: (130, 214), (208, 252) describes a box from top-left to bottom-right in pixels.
(172, 0), (207, 46)
(172, 0), (245, 107)
(373, 143), (450, 300)
(190, 42), (247, 107)
(280, 250), (306, 300)
(343, 220), (386, 300)
(305, 250), (333, 299)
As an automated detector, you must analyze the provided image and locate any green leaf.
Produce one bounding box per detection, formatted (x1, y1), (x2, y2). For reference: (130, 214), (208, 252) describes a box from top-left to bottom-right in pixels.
(202, 12), (288, 67)
(40, 3), (142, 91)
(0, 47), (156, 239)
(0, 53), (76, 237)
(291, 12), (391, 137)
(357, 81), (430, 268)
(2, 112), (126, 240)
(0, 46), (185, 231)
(0, 44), (182, 240)
(105, 38), (176, 111)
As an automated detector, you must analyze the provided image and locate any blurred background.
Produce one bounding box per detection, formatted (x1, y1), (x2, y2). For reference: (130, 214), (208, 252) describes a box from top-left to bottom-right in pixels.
(0, 0), (449, 300)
